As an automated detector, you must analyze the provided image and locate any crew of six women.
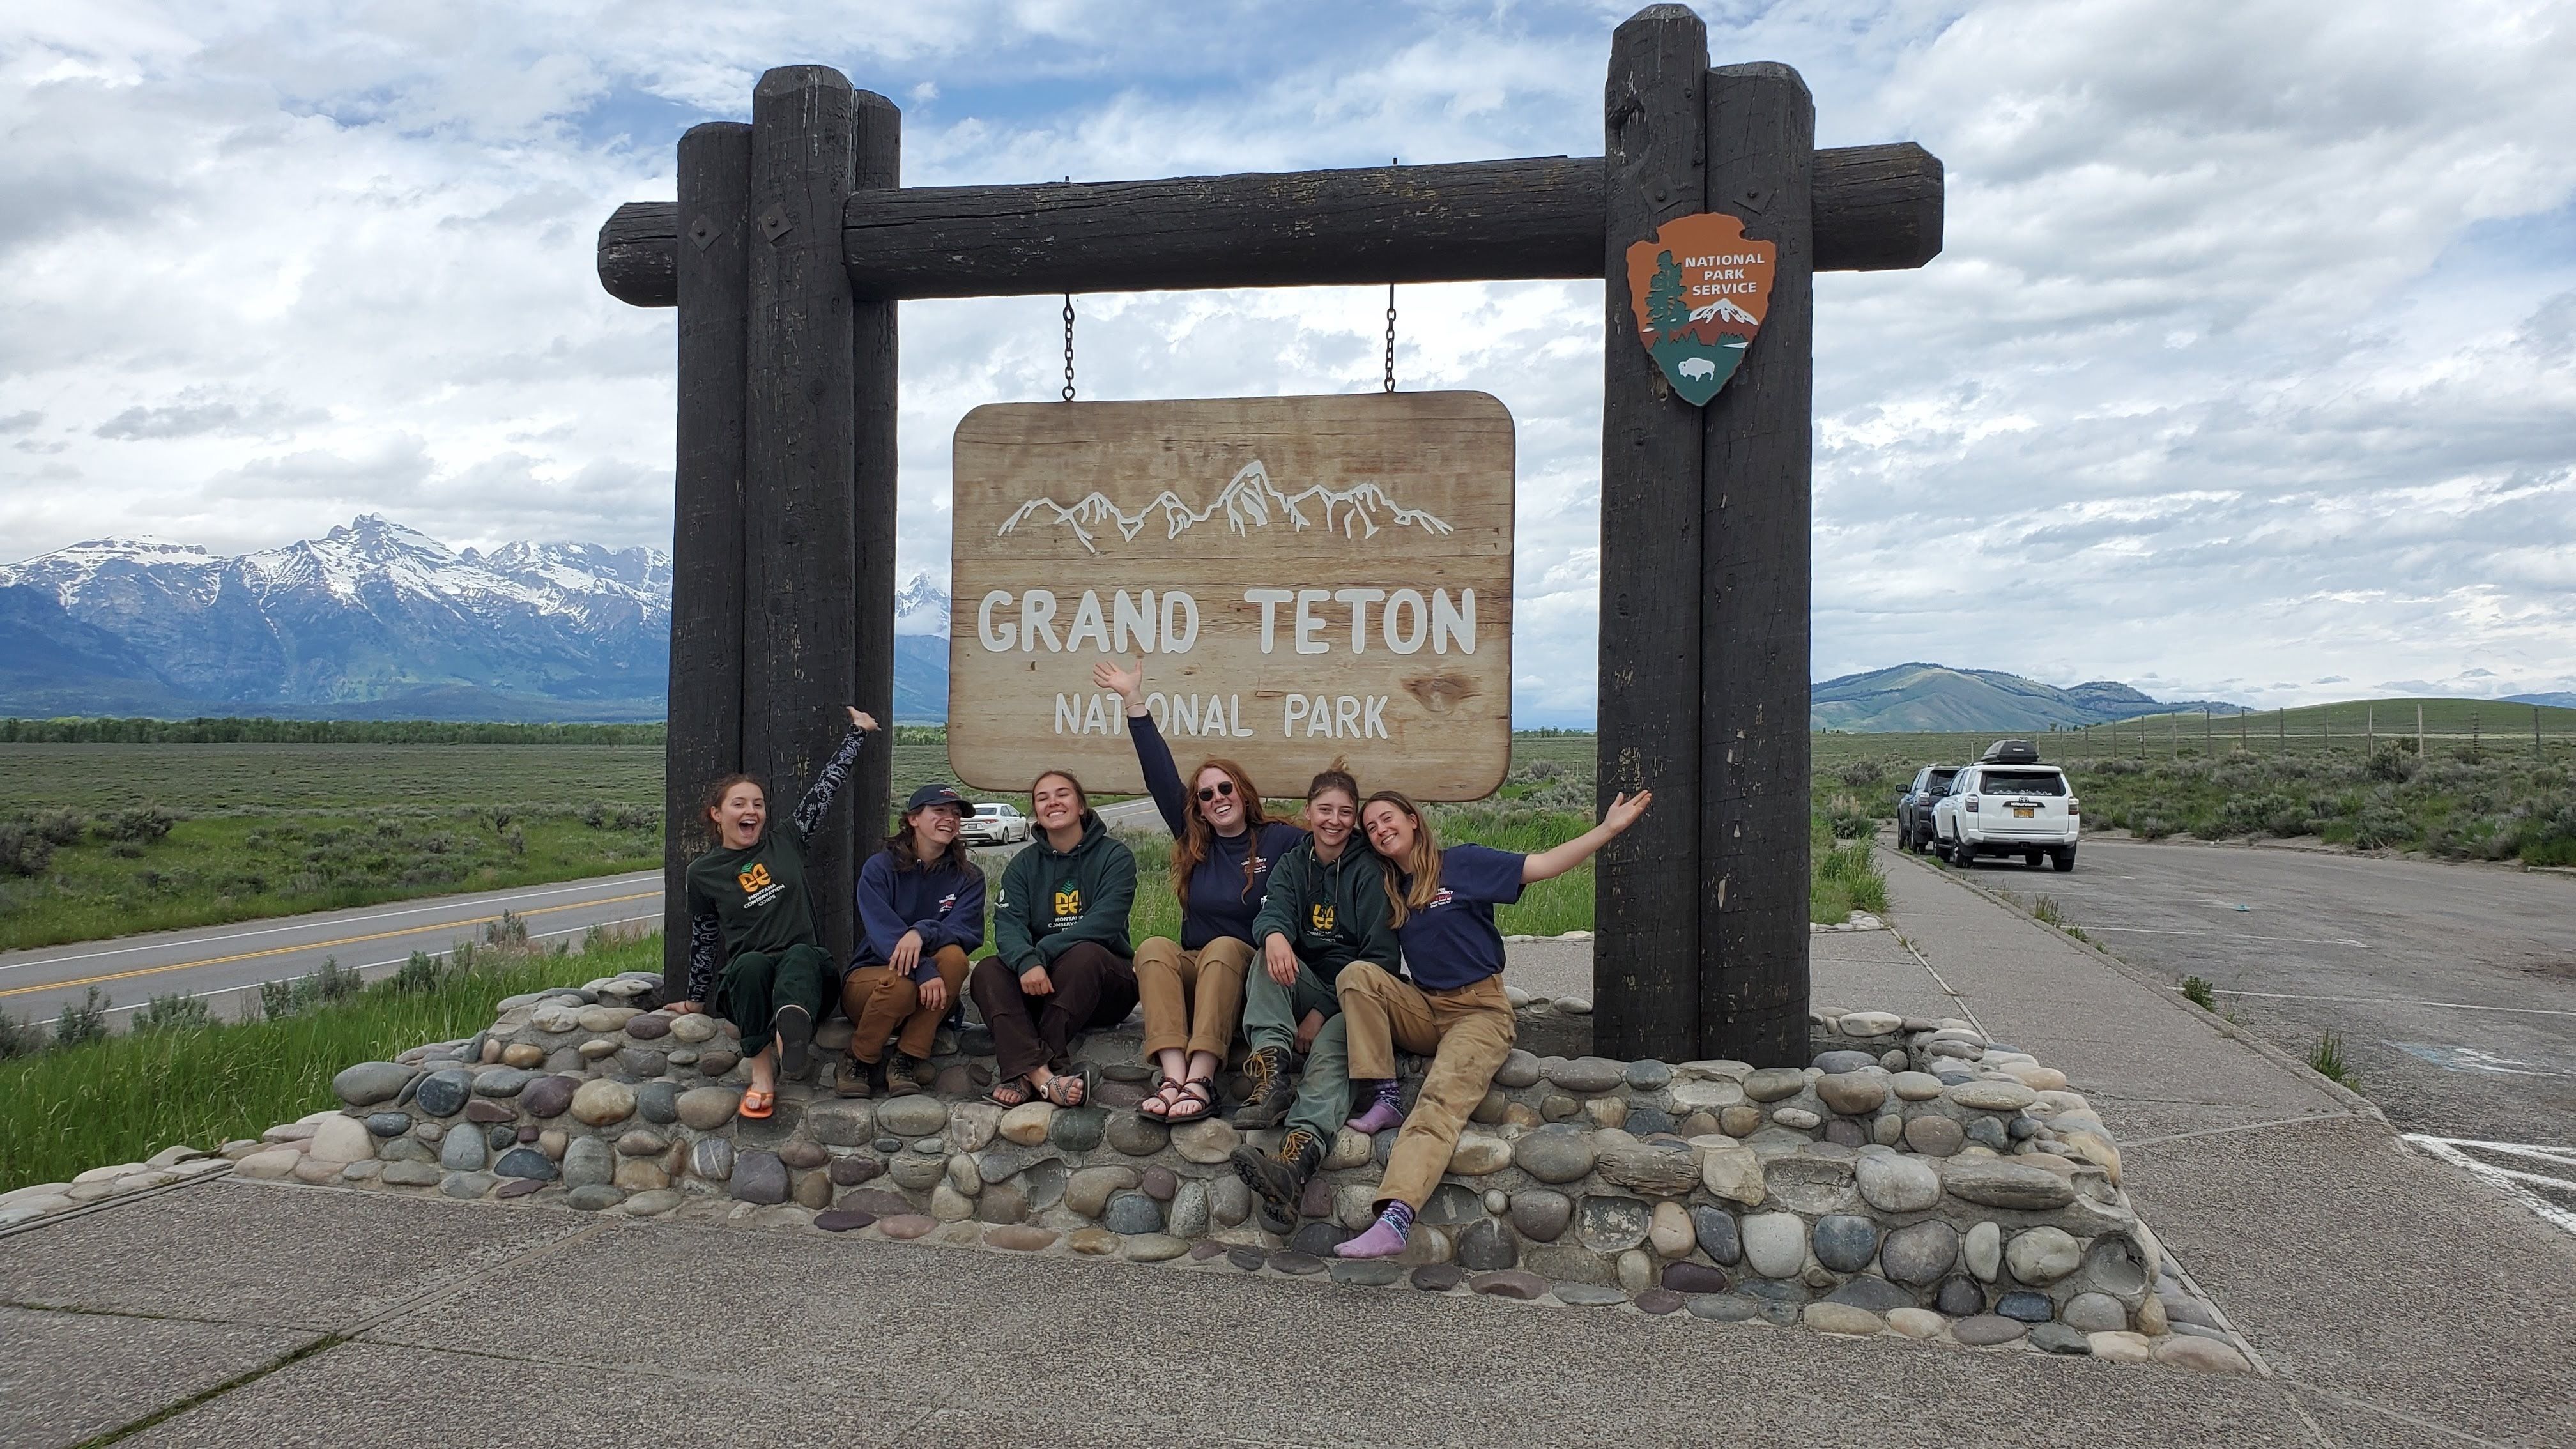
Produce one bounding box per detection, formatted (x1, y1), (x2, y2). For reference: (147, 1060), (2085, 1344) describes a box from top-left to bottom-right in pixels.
(684, 693), (1649, 1238)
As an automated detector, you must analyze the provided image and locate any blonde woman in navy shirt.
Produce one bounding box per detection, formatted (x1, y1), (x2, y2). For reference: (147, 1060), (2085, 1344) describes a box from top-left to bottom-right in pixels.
(1332, 784), (1653, 1260)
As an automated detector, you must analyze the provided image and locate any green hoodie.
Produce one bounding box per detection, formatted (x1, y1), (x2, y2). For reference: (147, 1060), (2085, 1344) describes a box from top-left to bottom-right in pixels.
(1250, 838), (1400, 982)
(993, 811), (1137, 972)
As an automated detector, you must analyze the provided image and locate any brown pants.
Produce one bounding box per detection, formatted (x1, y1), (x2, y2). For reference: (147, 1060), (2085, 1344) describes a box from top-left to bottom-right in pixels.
(1132, 935), (1254, 1060)
(969, 940), (1140, 1082)
(841, 944), (972, 1064)
(1337, 961), (1517, 1211)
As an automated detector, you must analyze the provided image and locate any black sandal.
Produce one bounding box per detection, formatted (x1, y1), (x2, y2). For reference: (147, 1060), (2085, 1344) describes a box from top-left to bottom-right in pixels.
(986, 1075), (1036, 1108)
(1162, 1078), (1218, 1124)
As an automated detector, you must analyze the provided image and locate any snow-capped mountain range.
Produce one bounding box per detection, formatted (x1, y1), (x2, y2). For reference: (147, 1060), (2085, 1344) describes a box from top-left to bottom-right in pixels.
(1, 516), (954, 721)
(997, 459), (1453, 554)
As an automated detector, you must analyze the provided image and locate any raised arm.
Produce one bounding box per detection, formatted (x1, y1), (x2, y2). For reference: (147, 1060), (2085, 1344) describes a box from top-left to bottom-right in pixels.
(1522, 790), (1655, 884)
(1094, 656), (1188, 836)
(790, 707), (878, 843)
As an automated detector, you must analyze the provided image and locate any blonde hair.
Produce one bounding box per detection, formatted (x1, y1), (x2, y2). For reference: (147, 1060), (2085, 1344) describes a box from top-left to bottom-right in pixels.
(1362, 788), (1441, 927)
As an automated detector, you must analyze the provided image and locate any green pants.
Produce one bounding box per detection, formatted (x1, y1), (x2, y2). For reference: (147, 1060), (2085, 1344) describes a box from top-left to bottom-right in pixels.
(719, 943), (833, 1057)
(1243, 960), (1354, 1146)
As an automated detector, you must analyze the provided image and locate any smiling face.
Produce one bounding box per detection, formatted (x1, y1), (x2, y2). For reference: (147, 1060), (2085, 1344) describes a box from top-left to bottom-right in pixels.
(1194, 765), (1246, 833)
(1031, 774), (1085, 834)
(1308, 786), (1357, 852)
(1361, 799), (1417, 858)
(710, 781), (767, 849)
(909, 802), (964, 854)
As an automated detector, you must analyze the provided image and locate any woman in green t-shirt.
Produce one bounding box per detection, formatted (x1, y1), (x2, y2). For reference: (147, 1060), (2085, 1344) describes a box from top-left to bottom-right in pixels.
(675, 706), (875, 1119)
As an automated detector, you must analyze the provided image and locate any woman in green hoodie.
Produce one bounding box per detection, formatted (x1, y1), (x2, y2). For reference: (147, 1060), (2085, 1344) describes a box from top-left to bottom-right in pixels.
(971, 769), (1138, 1108)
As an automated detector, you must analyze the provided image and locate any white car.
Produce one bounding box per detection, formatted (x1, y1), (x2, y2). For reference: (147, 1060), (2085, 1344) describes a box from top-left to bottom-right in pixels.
(1932, 741), (2079, 871)
(958, 802), (1030, 846)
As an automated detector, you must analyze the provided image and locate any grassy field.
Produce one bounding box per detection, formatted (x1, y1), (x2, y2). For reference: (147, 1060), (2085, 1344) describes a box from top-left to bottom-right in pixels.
(0, 931), (658, 1193)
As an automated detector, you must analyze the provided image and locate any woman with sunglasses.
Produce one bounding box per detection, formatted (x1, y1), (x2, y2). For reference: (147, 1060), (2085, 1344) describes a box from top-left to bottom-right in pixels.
(1094, 656), (1306, 1125)
(1332, 784), (1653, 1259)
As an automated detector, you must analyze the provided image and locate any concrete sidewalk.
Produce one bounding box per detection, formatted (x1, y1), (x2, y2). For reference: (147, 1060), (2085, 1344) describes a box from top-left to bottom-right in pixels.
(4, 852), (2571, 1447)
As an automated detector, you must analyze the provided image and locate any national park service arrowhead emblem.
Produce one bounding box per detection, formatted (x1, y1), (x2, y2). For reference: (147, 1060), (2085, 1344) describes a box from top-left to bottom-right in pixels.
(1625, 213), (1775, 406)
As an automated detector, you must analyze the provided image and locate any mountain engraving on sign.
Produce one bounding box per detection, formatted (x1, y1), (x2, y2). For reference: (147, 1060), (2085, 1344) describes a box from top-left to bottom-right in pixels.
(949, 393), (1515, 801)
(997, 460), (1455, 554)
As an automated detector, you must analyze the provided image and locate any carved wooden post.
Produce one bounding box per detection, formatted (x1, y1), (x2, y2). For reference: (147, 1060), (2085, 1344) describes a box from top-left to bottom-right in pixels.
(663, 121), (752, 996)
(1594, 3), (1708, 1064)
(744, 66), (864, 965)
(1701, 63), (1813, 1064)
(850, 92), (901, 861)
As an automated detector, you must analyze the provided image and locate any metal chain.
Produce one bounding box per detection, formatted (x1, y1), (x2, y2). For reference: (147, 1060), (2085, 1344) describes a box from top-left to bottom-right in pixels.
(1061, 176), (1078, 402)
(1382, 158), (1399, 394)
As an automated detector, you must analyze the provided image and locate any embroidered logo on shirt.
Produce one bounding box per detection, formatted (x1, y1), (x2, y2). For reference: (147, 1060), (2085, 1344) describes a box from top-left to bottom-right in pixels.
(1052, 885), (1083, 923)
(737, 862), (783, 908)
(1427, 887), (1456, 910)
(1310, 903), (1337, 934)
(938, 891), (959, 913)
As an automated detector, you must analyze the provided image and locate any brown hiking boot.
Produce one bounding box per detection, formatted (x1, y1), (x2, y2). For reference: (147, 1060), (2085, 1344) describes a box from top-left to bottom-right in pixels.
(1231, 1128), (1322, 1236)
(1229, 1045), (1297, 1129)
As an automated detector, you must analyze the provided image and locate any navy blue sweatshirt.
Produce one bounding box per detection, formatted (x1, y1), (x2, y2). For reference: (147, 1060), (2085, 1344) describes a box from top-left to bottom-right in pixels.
(1130, 710), (1306, 950)
(852, 848), (986, 983)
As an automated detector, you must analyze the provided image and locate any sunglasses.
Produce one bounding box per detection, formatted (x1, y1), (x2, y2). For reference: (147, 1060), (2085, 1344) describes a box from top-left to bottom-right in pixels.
(1195, 780), (1236, 802)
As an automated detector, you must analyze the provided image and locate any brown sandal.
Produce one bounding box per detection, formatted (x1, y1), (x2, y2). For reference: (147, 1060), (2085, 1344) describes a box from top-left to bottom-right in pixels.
(1162, 1078), (1218, 1124)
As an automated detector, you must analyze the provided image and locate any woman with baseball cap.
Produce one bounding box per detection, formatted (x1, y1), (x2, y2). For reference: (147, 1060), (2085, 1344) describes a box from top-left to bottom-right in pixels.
(839, 782), (986, 1098)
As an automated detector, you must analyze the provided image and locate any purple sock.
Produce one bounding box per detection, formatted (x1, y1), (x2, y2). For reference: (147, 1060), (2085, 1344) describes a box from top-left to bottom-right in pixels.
(1333, 1202), (1414, 1259)
(1345, 1078), (1403, 1135)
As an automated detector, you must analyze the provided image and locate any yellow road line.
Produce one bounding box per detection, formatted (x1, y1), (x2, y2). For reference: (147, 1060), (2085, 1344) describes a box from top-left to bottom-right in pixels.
(0, 891), (659, 1000)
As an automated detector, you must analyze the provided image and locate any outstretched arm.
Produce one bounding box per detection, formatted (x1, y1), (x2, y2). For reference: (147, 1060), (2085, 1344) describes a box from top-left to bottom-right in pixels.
(1095, 656), (1187, 837)
(1522, 790), (1654, 884)
(791, 707), (878, 843)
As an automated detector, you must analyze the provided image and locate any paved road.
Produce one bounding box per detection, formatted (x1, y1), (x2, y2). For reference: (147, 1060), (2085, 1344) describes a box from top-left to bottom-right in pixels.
(1933, 836), (2576, 1146)
(0, 871), (663, 1031)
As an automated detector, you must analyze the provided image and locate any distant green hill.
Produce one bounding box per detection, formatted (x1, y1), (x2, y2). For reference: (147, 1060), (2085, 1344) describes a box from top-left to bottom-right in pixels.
(1810, 663), (2242, 733)
(2122, 696), (2576, 737)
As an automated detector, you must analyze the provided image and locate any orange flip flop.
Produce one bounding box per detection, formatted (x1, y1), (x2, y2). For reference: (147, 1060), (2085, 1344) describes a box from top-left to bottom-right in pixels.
(738, 1087), (776, 1119)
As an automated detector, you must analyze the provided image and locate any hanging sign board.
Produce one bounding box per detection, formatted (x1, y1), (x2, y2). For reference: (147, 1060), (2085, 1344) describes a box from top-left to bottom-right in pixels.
(949, 392), (1514, 801)
(1625, 213), (1777, 406)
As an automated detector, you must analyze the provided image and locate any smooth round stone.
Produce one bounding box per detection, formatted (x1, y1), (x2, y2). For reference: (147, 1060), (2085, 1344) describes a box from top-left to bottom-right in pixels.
(334, 1062), (415, 1108)
(778, 1138), (829, 1170)
(1823, 1275), (1913, 1313)
(1512, 1125), (1597, 1184)
(829, 1155), (884, 1186)
(1890, 1071), (1945, 1101)
(1903, 1115), (1966, 1156)
(1771, 1107), (1821, 1131)
(1101, 1110), (1166, 1156)
(1815, 1072), (1888, 1116)
(1064, 1166), (1139, 1218)
(613, 1159), (669, 1192)
(1947, 1079), (2038, 1112)
(1996, 1290), (2056, 1322)
(1936, 1275), (1986, 1317)
(732, 1151), (789, 1205)
(1965, 1220), (2002, 1280)
(1575, 1195), (1652, 1254)
(1811, 1050), (1878, 1075)
(878, 1214), (938, 1239)
(697, 1050), (740, 1077)
(2007, 1227), (2082, 1284)
(1823, 1117), (1867, 1148)
(1167, 1179), (1210, 1236)
(1649, 1200), (1694, 1258)
(1547, 1057), (1626, 1093)
(667, 1013), (718, 1043)
(804, 1101), (875, 1147)
(1255, 1249), (1319, 1277)
(1289, 1221), (1353, 1257)
(564, 1184), (622, 1211)
(1740, 1212), (1807, 1278)
(1596, 1143), (1697, 1196)
(619, 1187), (682, 1218)
(1661, 1261), (1730, 1294)
(1064, 1226), (1117, 1255)
(381, 1161), (442, 1187)
(1469, 1270), (1549, 1300)
(1743, 1068), (1805, 1103)
(815, 1208), (876, 1232)
(2062, 1291), (2129, 1333)
(624, 1014), (671, 1041)
(1447, 1133), (1512, 1176)
(472, 1067), (534, 1098)
(1687, 1293), (1764, 1322)
(874, 1137), (903, 1153)
(875, 1096), (950, 1137)
(1623, 1105), (1676, 1140)
(463, 1100), (515, 1124)
(1210, 1173), (1252, 1227)
(2029, 1321), (2092, 1355)
(1138, 1165), (1178, 1202)
(997, 1101), (1054, 1146)
(1455, 1216), (1517, 1271)
(500, 1043), (547, 1070)
(414, 1070), (472, 1118)
(985, 1223), (1057, 1251)
(1717, 1105), (1763, 1137)
(1966, 1116), (2011, 1151)
(635, 1082), (680, 1124)
(561, 1137), (615, 1189)
(1493, 1051), (1544, 1091)
(1501, 1189), (1568, 1243)
(1411, 1264), (1465, 1291)
(1870, 1114), (1906, 1147)
(570, 1078), (636, 1127)
(363, 1111), (411, 1138)
(677, 1087), (743, 1131)
(1954, 1312), (2028, 1346)
(1629, 1286), (1682, 1315)
(691, 1137), (735, 1183)
(1169, 1119), (1239, 1164)
(2154, 1336), (2255, 1374)
(493, 1147), (555, 1181)
(944, 1102), (1002, 1153)
(1329, 1259), (1404, 1287)
(1855, 1153), (1941, 1213)
(1553, 1283), (1627, 1307)
(1811, 1215), (1880, 1273)
(1677, 1206), (1735, 1268)
(615, 1130), (666, 1157)
(1618, 1057), (1672, 1091)
(1046, 1106), (1107, 1153)
(1880, 1220), (1959, 1285)
(1805, 1302), (1884, 1336)
(1103, 1192), (1163, 1235)
(1945, 1159), (2075, 1210)
(440, 1171), (496, 1199)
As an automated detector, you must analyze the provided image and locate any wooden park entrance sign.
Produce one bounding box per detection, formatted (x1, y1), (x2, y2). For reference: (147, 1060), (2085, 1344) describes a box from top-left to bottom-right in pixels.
(594, 4), (1943, 1066)
(950, 394), (1514, 799)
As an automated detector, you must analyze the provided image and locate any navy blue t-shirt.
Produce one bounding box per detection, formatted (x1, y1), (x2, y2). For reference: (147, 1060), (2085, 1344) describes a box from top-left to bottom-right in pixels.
(1393, 844), (1525, 990)
(1127, 710), (1304, 949)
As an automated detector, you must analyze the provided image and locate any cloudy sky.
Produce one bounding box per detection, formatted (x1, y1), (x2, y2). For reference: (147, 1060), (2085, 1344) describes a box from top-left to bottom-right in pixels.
(4, 0), (2572, 724)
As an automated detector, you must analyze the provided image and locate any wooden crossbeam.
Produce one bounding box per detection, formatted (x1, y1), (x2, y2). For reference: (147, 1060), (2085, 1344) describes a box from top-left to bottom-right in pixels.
(598, 144), (1940, 307)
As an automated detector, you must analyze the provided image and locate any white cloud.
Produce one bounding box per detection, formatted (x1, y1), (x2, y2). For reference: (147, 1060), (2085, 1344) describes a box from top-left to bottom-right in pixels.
(3, 0), (2573, 719)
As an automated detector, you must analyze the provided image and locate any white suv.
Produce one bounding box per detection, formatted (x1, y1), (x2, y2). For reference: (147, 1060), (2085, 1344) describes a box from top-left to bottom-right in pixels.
(1932, 741), (2079, 871)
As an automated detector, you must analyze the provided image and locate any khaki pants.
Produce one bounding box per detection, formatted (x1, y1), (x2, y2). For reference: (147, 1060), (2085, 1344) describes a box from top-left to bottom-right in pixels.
(841, 944), (972, 1064)
(1132, 935), (1254, 1061)
(1337, 961), (1516, 1211)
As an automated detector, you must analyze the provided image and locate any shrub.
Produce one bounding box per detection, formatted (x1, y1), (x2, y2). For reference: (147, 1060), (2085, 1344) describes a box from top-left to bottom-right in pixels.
(386, 950), (446, 995)
(2349, 804), (2414, 851)
(2365, 746), (2416, 783)
(1836, 758), (1885, 787)
(0, 822), (53, 878)
(2308, 1031), (2352, 1084)
(32, 808), (84, 847)
(258, 956), (363, 1019)
(486, 910), (530, 947)
(54, 987), (110, 1047)
(100, 807), (176, 845)
(0, 1011), (45, 1060)
(133, 992), (213, 1032)
(2090, 758), (2144, 777)
(2180, 976), (2216, 1009)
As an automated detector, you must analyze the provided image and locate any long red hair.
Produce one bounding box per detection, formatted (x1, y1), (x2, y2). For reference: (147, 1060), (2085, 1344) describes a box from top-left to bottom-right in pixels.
(1170, 757), (1275, 907)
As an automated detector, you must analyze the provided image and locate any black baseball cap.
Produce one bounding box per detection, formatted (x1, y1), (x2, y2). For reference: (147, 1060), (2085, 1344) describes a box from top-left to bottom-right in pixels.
(905, 783), (969, 813)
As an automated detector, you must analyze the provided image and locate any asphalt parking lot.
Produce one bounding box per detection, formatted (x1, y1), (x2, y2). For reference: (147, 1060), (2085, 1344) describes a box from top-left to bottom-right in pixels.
(1928, 836), (2576, 1157)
